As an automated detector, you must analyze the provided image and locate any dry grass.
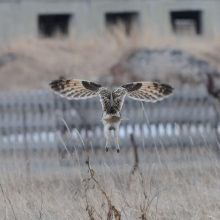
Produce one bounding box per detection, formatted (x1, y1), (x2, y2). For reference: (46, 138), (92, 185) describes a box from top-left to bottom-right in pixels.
(0, 25), (137, 92)
(1, 25), (220, 219)
(0, 145), (220, 220)
(1, 24), (220, 91)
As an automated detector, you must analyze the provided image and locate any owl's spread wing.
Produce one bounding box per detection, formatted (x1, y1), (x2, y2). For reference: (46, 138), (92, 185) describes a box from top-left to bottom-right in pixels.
(49, 79), (111, 112)
(112, 82), (174, 112)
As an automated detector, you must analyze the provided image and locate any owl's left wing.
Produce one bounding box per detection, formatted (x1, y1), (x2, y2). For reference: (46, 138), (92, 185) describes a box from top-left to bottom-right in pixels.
(49, 79), (111, 113)
(112, 82), (174, 112)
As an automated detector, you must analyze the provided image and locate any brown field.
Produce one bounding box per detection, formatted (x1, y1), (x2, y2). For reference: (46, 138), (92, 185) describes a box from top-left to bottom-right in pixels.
(0, 25), (220, 91)
(0, 145), (220, 220)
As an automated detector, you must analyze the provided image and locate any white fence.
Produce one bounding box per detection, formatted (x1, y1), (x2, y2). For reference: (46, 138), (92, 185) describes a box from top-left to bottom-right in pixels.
(0, 84), (219, 167)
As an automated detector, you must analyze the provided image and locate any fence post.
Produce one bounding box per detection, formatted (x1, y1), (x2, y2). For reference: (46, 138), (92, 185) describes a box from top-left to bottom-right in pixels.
(22, 99), (30, 177)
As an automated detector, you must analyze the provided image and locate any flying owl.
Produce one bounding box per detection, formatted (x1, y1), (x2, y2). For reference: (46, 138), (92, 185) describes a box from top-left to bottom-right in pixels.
(50, 79), (174, 153)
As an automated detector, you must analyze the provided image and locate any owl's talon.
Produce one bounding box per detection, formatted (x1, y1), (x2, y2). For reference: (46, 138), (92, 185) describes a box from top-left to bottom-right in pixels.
(117, 149), (120, 153)
(105, 147), (109, 152)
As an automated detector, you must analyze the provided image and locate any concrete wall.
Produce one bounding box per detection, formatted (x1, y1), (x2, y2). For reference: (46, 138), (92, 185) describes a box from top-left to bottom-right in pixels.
(0, 0), (219, 45)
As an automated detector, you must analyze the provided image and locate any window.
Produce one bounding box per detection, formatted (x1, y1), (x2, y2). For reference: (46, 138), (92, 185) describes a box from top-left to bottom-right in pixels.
(38, 14), (72, 37)
(170, 10), (202, 35)
(105, 12), (139, 35)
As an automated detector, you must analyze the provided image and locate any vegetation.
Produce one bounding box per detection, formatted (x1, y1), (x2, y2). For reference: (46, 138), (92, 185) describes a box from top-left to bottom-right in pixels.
(0, 24), (220, 219)
(0, 143), (220, 219)
(0, 24), (220, 91)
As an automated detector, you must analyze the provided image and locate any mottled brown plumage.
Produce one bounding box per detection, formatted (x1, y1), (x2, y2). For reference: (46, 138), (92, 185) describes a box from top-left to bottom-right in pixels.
(50, 79), (174, 152)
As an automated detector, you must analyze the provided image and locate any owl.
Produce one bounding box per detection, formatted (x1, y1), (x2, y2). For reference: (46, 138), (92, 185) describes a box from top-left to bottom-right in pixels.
(50, 79), (174, 153)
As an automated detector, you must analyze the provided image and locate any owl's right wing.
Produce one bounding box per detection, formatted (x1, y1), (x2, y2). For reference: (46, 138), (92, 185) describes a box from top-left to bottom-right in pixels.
(112, 82), (174, 113)
(49, 79), (111, 113)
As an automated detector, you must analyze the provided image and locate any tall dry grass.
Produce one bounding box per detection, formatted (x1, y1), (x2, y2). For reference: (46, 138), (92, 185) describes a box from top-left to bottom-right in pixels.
(0, 24), (220, 91)
(0, 144), (220, 220)
(0, 116), (220, 219)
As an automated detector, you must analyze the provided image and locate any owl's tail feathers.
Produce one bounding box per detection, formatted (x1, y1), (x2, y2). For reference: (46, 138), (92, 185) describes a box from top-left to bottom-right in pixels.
(102, 116), (129, 121)
(120, 117), (129, 120)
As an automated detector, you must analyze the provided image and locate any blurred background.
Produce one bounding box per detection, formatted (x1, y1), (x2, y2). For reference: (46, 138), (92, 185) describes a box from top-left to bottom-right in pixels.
(1, 1), (220, 219)
(0, 0), (220, 162)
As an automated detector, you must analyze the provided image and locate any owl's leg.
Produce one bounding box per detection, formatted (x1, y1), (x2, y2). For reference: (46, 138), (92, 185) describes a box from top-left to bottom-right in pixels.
(104, 126), (110, 152)
(114, 128), (120, 153)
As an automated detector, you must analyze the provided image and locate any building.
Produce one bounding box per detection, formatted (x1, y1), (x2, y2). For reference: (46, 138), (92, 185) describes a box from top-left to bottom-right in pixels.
(0, 0), (219, 44)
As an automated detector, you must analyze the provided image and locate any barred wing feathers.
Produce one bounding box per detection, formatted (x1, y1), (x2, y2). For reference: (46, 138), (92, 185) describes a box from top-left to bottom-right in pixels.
(112, 82), (174, 112)
(50, 79), (102, 99)
(122, 82), (174, 101)
(49, 79), (111, 112)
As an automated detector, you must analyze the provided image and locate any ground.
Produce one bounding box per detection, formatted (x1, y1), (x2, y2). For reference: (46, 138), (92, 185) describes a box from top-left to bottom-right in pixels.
(0, 146), (220, 219)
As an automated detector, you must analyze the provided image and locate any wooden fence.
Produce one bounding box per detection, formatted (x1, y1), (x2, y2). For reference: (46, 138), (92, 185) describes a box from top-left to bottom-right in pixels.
(0, 84), (219, 167)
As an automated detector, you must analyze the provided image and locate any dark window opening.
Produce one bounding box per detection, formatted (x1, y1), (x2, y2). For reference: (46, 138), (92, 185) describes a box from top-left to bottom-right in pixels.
(170, 10), (202, 35)
(38, 14), (71, 37)
(105, 12), (139, 35)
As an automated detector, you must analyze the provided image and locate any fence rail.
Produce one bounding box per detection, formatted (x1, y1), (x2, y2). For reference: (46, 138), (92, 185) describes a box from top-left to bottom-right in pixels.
(0, 84), (219, 167)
